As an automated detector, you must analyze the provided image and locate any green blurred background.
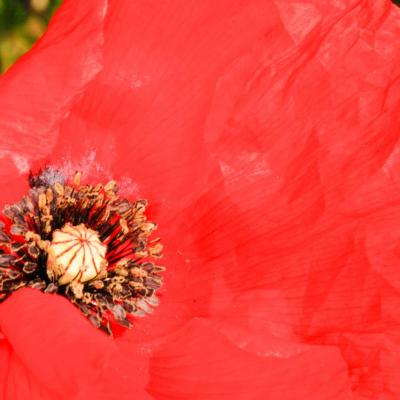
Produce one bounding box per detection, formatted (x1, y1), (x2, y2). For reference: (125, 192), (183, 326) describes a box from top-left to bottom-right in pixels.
(0, 0), (61, 73)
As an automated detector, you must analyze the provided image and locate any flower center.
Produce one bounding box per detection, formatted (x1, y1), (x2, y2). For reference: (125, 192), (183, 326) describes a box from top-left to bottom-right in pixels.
(47, 223), (108, 285)
(0, 168), (165, 335)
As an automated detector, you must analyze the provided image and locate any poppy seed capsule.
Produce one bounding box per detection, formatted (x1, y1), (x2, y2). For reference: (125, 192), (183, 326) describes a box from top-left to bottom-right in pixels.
(46, 223), (108, 285)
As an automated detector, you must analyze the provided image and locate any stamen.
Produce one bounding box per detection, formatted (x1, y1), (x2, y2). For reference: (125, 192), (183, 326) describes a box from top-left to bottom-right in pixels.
(0, 168), (164, 335)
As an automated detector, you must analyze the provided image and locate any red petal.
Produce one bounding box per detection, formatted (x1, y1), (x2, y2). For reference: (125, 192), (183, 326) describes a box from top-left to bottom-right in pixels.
(32, 0), (286, 340)
(0, 0), (399, 399)
(148, 318), (353, 399)
(0, 288), (151, 399)
(0, 0), (106, 204)
(48, 0), (278, 195)
(0, 340), (59, 399)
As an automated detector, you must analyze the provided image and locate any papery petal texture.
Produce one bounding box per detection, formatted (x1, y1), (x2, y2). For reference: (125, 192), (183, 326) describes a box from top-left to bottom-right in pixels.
(0, 0), (400, 399)
(148, 318), (353, 400)
(0, 0), (107, 204)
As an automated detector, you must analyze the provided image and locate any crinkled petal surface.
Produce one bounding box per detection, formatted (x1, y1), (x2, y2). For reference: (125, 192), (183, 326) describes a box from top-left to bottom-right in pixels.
(0, 288), (150, 400)
(1, 0), (400, 399)
(148, 318), (353, 400)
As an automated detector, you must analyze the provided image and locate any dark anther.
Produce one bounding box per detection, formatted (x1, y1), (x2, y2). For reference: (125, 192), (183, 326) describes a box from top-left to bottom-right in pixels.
(29, 166), (66, 189)
(0, 170), (164, 335)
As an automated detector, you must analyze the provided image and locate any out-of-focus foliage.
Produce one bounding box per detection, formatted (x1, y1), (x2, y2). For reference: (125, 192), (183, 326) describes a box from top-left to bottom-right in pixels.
(0, 0), (62, 73)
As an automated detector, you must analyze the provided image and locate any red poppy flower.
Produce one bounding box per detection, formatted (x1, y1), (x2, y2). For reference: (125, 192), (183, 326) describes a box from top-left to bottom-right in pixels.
(1, 0), (400, 399)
